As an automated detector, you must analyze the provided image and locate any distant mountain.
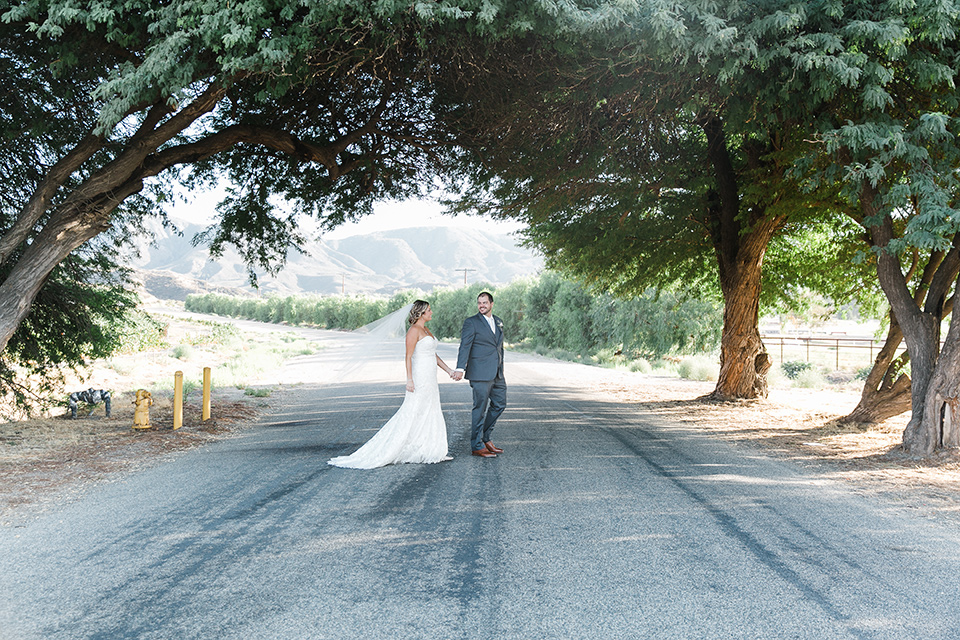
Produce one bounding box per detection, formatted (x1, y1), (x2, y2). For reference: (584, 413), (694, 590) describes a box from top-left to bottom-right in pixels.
(127, 223), (543, 301)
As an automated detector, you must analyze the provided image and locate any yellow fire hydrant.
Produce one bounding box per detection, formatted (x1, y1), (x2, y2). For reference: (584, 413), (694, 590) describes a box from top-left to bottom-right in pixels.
(132, 389), (153, 430)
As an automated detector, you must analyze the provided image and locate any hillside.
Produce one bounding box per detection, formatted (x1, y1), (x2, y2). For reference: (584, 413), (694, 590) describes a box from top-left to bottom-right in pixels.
(127, 223), (543, 300)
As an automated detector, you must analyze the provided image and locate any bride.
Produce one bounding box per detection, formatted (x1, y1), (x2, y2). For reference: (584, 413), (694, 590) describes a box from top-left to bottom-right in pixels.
(328, 300), (456, 469)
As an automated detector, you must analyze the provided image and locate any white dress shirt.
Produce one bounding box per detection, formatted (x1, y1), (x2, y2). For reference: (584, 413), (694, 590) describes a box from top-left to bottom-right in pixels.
(483, 313), (496, 334)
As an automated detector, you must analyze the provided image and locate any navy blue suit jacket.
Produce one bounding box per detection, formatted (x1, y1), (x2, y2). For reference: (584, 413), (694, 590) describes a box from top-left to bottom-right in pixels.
(456, 313), (504, 381)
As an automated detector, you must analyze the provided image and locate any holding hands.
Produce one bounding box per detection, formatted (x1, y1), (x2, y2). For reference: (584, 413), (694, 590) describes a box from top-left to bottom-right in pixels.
(450, 370), (464, 381)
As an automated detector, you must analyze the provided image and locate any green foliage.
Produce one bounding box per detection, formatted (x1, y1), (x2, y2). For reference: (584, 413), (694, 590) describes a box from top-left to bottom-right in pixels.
(590, 288), (723, 359)
(170, 345), (195, 361)
(0, 251), (141, 414)
(0, 0), (633, 385)
(794, 367), (827, 389)
(5, 0), (959, 419)
(185, 293), (396, 331)
(434, 2), (960, 417)
(425, 286), (488, 339)
(629, 359), (652, 374)
(521, 272), (563, 346)
(548, 279), (595, 353)
(489, 278), (531, 341)
(181, 379), (199, 398)
(762, 217), (885, 321)
(677, 356), (718, 382)
(186, 272), (723, 361)
(781, 360), (813, 380)
(115, 311), (168, 353)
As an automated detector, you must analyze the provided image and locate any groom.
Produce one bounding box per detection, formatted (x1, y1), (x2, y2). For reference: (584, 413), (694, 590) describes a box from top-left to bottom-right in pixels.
(454, 291), (506, 458)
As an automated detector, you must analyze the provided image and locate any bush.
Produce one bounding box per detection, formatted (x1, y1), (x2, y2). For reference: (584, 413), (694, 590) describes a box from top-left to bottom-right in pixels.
(428, 286), (482, 339)
(548, 280), (596, 353)
(522, 272), (563, 346)
(490, 278), (531, 343)
(629, 359), (652, 373)
(170, 345), (194, 360)
(765, 365), (786, 388)
(589, 288), (722, 359)
(651, 359), (679, 376)
(781, 360), (812, 380)
(593, 347), (627, 368)
(677, 355), (717, 381)
(117, 312), (168, 353)
(186, 273), (726, 371)
(794, 368), (826, 389)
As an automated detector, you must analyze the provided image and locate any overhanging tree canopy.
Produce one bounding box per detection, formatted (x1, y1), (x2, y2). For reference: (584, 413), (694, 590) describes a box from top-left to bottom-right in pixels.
(0, 0), (625, 359)
(435, 5), (863, 400)
(6, 0), (960, 457)
(436, 1), (960, 456)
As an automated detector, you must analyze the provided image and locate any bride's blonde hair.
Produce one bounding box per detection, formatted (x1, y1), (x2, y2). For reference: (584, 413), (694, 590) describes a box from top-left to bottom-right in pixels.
(407, 300), (430, 326)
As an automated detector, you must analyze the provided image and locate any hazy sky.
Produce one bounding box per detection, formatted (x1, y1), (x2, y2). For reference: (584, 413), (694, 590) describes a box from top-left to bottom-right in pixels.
(324, 199), (523, 239)
(169, 187), (524, 239)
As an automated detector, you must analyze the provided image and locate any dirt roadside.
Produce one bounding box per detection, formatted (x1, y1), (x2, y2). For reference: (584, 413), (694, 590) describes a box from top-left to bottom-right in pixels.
(595, 376), (960, 526)
(0, 394), (262, 522)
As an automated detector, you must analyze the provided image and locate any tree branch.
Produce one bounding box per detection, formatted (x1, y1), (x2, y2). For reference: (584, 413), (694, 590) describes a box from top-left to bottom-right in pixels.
(0, 133), (103, 267)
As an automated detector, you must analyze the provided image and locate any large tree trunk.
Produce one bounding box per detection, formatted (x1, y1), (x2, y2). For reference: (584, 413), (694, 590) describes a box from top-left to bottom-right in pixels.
(700, 114), (778, 400)
(864, 183), (960, 455)
(840, 311), (912, 424)
(917, 293), (960, 451)
(899, 314), (943, 454)
(713, 252), (772, 400)
(0, 211), (110, 351)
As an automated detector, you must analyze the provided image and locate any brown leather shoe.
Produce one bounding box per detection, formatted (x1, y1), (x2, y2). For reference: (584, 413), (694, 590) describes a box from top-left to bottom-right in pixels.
(472, 449), (496, 458)
(485, 441), (504, 454)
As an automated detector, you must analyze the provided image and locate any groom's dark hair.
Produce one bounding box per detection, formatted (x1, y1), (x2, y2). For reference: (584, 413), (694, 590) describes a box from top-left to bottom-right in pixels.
(478, 291), (493, 303)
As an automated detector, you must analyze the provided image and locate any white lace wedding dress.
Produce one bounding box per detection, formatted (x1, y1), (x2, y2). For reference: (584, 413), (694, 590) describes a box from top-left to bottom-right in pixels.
(328, 336), (449, 469)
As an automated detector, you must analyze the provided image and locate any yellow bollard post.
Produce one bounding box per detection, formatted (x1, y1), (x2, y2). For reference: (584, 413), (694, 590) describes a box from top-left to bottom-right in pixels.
(202, 367), (211, 421)
(173, 371), (183, 430)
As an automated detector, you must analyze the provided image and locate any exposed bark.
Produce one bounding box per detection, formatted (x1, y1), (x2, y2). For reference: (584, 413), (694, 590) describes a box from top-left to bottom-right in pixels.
(0, 208), (111, 351)
(864, 182), (960, 454)
(0, 133), (103, 266)
(842, 260), (958, 425)
(700, 114), (781, 400)
(919, 288), (960, 450)
(713, 263), (772, 400)
(840, 311), (912, 424)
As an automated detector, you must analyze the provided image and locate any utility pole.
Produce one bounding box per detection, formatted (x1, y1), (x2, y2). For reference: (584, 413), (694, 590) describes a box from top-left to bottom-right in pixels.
(456, 268), (476, 285)
(339, 273), (345, 295)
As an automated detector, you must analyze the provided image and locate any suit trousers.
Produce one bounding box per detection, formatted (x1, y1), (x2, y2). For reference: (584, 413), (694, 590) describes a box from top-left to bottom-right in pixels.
(469, 376), (506, 451)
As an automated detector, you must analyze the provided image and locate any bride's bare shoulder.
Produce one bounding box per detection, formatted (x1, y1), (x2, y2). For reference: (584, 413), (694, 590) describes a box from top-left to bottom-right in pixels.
(406, 326), (429, 342)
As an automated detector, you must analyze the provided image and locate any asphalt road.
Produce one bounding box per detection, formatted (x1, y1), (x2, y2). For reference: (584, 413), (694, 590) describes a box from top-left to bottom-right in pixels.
(2, 323), (960, 639)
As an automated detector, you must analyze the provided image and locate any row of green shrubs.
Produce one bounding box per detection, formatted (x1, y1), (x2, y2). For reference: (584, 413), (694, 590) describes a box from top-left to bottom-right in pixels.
(185, 272), (724, 360)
